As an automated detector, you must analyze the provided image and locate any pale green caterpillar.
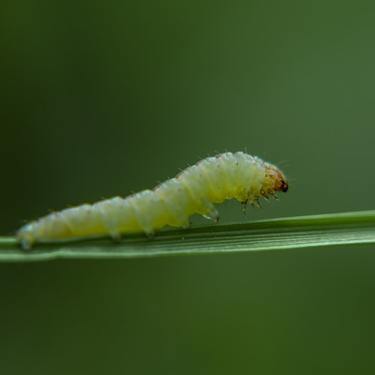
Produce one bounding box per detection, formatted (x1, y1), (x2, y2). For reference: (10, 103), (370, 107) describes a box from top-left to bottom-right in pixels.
(17, 152), (288, 249)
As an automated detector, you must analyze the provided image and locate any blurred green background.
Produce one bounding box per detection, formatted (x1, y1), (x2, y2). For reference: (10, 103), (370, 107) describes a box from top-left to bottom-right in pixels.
(1, 0), (375, 374)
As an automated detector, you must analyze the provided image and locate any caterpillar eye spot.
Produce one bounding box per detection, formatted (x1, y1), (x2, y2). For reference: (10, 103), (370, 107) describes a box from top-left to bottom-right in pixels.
(281, 181), (289, 192)
(17, 151), (288, 250)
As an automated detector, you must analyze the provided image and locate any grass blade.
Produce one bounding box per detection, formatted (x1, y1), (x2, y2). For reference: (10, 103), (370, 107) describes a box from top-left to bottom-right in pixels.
(1, 210), (375, 262)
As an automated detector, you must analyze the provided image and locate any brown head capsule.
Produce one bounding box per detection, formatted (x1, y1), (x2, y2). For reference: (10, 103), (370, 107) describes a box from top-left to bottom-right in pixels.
(262, 164), (289, 196)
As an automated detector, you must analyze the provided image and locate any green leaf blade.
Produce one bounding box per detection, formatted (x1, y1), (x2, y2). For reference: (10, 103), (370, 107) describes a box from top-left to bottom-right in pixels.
(2, 210), (375, 262)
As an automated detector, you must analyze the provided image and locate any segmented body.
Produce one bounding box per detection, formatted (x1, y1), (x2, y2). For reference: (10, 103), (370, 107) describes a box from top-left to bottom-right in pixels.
(17, 152), (288, 249)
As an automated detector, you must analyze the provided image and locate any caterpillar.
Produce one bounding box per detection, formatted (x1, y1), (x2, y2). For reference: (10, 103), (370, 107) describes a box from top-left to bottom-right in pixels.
(17, 152), (288, 250)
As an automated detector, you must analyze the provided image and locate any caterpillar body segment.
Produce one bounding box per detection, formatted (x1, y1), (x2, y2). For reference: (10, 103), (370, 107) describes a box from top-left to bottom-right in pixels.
(17, 152), (288, 250)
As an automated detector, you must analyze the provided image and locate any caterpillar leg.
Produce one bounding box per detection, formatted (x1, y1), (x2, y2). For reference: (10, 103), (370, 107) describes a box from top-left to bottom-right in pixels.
(95, 199), (123, 242)
(109, 231), (122, 242)
(240, 200), (248, 214)
(251, 199), (261, 208)
(202, 204), (219, 223)
(100, 218), (122, 241)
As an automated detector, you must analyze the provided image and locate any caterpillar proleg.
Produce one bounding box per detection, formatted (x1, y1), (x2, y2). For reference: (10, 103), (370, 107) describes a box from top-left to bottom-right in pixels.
(17, 152), (288, 250)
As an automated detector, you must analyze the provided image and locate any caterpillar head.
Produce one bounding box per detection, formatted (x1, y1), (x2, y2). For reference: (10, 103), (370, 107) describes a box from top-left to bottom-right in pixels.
(263, 164), (288, 196)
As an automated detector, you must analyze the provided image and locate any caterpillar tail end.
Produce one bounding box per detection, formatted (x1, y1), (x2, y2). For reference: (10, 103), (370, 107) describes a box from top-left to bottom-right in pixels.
(16, 224), (35, 251)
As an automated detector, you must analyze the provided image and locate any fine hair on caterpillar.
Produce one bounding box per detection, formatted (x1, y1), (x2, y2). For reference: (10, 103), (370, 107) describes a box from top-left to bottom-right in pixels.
(17, 151), (288, 250)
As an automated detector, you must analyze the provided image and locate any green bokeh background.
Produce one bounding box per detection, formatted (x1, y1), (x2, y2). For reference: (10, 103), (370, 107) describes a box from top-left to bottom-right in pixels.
(1, 1), (375, 374)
